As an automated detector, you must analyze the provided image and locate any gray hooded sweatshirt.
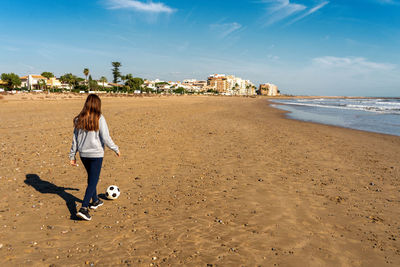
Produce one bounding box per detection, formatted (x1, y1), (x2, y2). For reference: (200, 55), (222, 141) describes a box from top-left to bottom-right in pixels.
(69, 115), (119, 160)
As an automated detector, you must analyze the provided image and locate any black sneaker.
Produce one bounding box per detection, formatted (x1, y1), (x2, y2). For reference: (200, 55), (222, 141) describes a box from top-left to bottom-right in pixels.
(77, 207), (92, 221)
(89, 199), (104, 210)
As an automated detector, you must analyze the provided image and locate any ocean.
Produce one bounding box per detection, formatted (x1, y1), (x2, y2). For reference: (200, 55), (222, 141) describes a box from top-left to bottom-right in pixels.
(271, 98), (400, 136)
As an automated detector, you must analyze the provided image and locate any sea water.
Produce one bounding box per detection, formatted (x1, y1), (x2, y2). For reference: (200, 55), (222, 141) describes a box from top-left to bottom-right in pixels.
(271, 98), (400, 136)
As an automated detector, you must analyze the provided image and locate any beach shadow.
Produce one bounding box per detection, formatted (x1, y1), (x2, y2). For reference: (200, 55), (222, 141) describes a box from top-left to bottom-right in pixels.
(24, 174), (82, 220)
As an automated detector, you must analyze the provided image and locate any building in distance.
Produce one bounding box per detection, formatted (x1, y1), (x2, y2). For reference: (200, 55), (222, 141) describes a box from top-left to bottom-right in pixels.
(258, 83), (280, 96)
(20, 75), (49, 90)
(207, 74), (229, 93)
(207, 74), (255, 95)
(20, 75), (72, 90)
(182, 79), (207, 92)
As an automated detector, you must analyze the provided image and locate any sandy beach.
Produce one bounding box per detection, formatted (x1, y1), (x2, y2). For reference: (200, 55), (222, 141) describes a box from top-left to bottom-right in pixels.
(0, 94), (399, 266)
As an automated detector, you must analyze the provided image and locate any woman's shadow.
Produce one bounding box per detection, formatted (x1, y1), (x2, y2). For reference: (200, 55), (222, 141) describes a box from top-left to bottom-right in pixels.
(25, 174), (82, 220)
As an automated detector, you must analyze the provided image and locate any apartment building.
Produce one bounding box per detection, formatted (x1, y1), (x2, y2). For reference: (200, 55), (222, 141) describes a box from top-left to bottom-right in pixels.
(207, 74), (228, 93)
(258, 83), (279, 96)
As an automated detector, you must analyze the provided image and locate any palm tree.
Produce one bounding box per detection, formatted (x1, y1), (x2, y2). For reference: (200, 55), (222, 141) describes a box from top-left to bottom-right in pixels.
(246, 85), (250, 96)
(120, 75), (126, 89)
(83, 68), (89, 89)
(83, 68), (89, 82)
(100, 76), (107, 91)
(234, 83), (240, 95)
(252, 85), (257, 95)
(124, 74), (133, 92)
(38, 79), (47, 90)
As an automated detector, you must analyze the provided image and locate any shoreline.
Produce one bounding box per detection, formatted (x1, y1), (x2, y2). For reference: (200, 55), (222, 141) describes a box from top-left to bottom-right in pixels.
(270, 98), (400, 136)
(269, 102), (400, 138)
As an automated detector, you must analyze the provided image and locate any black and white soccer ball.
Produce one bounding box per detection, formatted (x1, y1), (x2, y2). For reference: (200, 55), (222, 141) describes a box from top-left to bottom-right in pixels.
(106, 185), (120, 200)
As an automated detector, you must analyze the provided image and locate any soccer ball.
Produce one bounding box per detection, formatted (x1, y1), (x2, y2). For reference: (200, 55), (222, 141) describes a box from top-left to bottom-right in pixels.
(106, 185), (120, 200)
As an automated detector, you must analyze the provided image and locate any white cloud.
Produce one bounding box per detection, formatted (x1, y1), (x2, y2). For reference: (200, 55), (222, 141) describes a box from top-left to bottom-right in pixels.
(261, 0), (329, 26)
(288, 1), (329, 25)
(210, 22), (243, 38)
(262, 0), (306, 25)
(272, 56), (400, 96)
(105, 0), (175, 13)
(313, 56), (396, 71)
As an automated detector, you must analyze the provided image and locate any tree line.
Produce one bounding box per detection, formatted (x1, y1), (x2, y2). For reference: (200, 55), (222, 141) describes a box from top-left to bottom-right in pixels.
(0, 62), (145, 93)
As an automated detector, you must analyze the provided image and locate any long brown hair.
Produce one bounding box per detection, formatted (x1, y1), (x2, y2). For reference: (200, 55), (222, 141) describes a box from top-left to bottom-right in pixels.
(74, 94), (102, 131)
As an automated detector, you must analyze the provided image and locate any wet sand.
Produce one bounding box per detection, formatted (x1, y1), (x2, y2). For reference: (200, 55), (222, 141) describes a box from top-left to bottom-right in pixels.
(0, 95), (399, 266)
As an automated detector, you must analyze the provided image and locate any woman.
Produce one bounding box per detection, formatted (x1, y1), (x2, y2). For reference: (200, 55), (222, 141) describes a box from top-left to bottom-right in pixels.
(69, 94), (120, 221)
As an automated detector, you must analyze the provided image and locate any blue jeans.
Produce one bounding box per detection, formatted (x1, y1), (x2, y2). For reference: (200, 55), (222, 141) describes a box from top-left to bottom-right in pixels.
(80, 157), (103, 208)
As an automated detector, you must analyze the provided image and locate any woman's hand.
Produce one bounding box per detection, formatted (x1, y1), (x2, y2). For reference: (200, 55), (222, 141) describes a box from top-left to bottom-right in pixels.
(70, 159), (78, 166)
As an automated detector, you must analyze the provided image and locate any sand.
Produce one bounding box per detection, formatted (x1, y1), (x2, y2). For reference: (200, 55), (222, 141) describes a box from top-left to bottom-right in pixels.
(0, 94), (399, 266)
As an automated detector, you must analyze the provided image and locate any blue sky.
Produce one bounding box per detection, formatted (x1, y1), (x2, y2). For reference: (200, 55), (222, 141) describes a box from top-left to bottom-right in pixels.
(0, 0), (399, 96)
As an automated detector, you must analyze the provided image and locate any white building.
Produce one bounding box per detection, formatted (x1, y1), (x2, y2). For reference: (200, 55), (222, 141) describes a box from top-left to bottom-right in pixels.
(182, 79), (207, 92)
(20, 75), (48, 90)
(183, 79), (197, 83)
(20, 75), (67, 90)
(226, 75), (255, 95)
(259, 83), (279, 96)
